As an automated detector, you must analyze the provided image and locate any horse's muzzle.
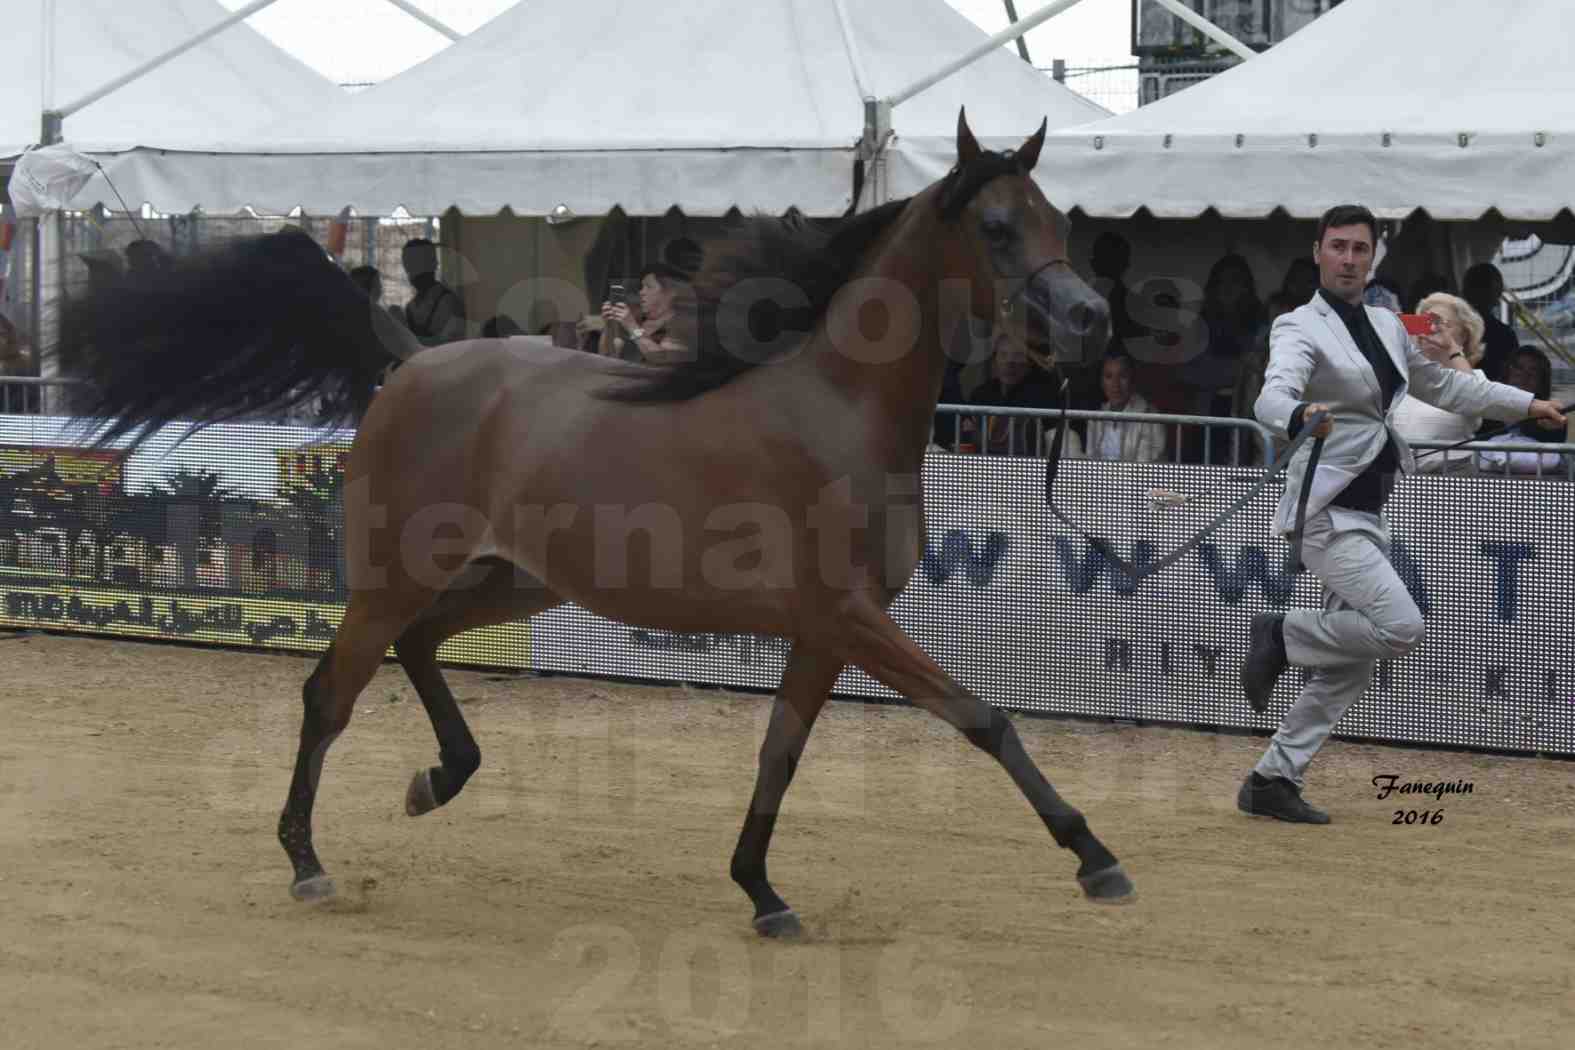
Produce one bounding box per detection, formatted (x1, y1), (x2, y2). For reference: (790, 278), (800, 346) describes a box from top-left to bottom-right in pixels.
(1029, 270), (1111, 362)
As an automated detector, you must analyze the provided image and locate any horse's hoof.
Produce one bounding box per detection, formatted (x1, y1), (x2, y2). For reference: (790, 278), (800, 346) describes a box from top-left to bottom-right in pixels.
(1077, 863), (1136, 904)
(752, 909), (803, 939)
(290, 874), (337, 903)
(405, 768), (437, 817)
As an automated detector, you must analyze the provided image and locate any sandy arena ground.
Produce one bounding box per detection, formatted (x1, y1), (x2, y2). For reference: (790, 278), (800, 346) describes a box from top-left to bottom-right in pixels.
(1, 632), (1572, 1049)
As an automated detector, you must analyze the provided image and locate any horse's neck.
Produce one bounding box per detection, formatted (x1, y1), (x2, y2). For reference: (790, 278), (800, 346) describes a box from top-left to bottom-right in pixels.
(791, 215), (952, 449)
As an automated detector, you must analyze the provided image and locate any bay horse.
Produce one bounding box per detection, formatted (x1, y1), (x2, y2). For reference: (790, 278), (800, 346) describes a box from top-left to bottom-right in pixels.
(66, 110), (1131, 935)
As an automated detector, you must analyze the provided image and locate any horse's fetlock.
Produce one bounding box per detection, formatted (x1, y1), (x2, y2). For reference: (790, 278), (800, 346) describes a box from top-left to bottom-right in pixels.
(442, 741), (482, 785)
(730, 855), (766, 889)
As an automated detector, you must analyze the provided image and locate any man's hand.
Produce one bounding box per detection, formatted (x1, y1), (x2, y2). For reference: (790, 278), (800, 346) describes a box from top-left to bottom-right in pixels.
(1303, 402), (1335, 438)
(1529, 400), (1568, 432)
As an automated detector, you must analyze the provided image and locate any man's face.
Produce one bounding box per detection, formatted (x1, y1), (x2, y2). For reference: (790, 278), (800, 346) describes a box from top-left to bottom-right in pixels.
(1101, 358), (1133, 406)
(1314, 223), (1374, 302)
(1502, 352), (1541, 396)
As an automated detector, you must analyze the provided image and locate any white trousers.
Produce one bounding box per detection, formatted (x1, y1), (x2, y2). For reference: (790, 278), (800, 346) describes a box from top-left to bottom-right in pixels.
(1254, 509), (1424, 786)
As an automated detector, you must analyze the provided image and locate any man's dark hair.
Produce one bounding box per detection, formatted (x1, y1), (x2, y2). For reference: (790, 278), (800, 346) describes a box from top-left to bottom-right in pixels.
(401, 237), (439, 276)
(640, 261), (692, 288)
(1511, 345), (1553, 400)
(1102, 348), (1136, 375)
(1315, 204), (1378, 247)
(662, 237), (703, 275)
(1461, 262), (1504, 308)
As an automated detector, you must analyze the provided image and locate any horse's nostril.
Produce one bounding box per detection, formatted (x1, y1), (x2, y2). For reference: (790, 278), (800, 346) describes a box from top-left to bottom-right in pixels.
(1068, 303), (1097, 336)
(1072, 299), (1110, 338)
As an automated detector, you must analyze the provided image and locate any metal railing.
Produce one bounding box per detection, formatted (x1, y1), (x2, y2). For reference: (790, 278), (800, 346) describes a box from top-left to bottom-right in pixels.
(934, 405), (1575, 481)
(934, 404), (1276, 468)
(1408, 439), (1575, 481)
(0, 376), (90, 416)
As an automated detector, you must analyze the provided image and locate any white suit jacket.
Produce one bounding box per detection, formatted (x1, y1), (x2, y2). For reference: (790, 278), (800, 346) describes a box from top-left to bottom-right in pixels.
(1255, 293), (1533, 535)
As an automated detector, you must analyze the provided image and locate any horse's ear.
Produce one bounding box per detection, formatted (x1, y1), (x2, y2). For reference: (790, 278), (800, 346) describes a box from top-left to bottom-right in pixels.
(1017, 118), (1048, 171)
(956, 107), (982, 166)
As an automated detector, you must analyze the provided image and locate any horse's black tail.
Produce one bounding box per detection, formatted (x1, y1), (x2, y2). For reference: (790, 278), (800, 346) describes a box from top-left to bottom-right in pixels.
(59, 228), (417, 449)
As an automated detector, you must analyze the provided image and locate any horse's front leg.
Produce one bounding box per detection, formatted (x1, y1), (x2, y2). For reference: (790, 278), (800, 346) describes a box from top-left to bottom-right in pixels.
(729, 644), (842, 938)
(831, 594), (1134, 903)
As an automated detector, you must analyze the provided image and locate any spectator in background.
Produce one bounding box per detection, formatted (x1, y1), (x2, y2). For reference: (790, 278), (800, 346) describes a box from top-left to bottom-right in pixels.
(124, 239), (171, 282)
(1086, 350), (1166, 463)
(663, 236), (704, 277)
(1127, 276), (1194, 415)
(1231, 290), (1301, 449)
(1363, 275), (1403, 314)
(1478, 345), (1569, 474)
(348, 264), (383, 304)
(1201, 253), (1266, 361)
(1076, 231), (1145, 411)
(1183, 253), (1264, 462)
(482, 314), (523, 338)
(400, 237), (466, 345)
(1089, 231), (1147, 354)
(1461, 263), (1518, 381)
(1390, 293), (1487, 473)
(933, 317), (994, 449)
(539, 321), (581, 349)
(962, 328), (1063, 456)
(1277, 257), (1319, 308)
(600, 263), (694, 365)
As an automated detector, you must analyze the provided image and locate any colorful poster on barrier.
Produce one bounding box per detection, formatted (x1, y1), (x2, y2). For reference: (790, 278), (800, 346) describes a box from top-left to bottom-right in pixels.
(1, 443), (126, 494)
(0, 432), (529, 670)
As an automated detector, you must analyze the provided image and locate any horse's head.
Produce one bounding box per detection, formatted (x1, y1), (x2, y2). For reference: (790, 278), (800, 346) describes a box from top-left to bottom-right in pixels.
(939, 108), (1110, 369)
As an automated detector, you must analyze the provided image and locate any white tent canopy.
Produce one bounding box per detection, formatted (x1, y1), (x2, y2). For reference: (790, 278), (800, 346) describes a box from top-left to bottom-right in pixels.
(86, 0), (1108, 217)
(1038, 0), (1575, 222)
(3, 0), (345, 160)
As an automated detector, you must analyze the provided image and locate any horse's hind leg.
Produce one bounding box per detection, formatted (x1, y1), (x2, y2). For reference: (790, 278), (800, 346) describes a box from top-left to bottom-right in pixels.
(831, 595), (1134, 903)
(278, 589), (430, 902)
(730, 644), (843, 938)
(393, 558), (564, 816)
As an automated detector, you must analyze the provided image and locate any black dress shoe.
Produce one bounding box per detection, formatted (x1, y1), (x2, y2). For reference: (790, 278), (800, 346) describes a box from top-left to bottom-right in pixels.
(1236, 772), (1330, 824)
(1241, 612), (1288, 713)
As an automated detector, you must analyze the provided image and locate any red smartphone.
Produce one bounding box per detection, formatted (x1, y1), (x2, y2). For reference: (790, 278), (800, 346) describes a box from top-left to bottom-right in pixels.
(1400, 313), (1437, 336)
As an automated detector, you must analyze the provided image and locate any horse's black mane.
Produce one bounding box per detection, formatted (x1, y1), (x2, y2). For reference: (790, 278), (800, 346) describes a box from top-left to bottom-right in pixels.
(597, 148), (1030, 404)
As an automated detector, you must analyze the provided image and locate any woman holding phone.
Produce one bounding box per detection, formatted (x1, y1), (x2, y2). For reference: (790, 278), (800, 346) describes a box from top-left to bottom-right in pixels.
(1390, 292), (1487, 473)
(599, 263), (694, 365)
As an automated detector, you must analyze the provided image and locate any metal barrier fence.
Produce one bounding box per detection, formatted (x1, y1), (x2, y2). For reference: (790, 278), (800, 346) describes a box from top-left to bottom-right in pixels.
(932, 404), (1575, 481)
(934, 403), (1275, 466)
(1, 377), (87, 416)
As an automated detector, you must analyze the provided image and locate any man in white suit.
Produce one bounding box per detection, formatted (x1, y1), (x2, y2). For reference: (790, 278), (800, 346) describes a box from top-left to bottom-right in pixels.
(1237, 205), (1566, 823)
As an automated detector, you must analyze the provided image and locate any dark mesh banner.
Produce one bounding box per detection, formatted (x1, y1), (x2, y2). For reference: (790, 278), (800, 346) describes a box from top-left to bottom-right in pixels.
(2, 417), (1569, 756)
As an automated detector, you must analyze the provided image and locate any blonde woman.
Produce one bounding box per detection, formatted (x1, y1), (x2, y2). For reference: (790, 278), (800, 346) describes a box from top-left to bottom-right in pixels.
(1390, 292), (1486, 473)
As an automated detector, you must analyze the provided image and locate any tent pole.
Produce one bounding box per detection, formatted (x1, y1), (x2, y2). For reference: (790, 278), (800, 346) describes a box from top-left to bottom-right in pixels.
(1002, 1), (1033, 64)
(52, 0), (282, 123)
(830, 0), (873, 100)
(887, 0), (1086, 109)
(378, 0), (462, 42)
(40, 0), (57, 120)
(1148, 0), (1257, 62)
(860, 98), (892, 210)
